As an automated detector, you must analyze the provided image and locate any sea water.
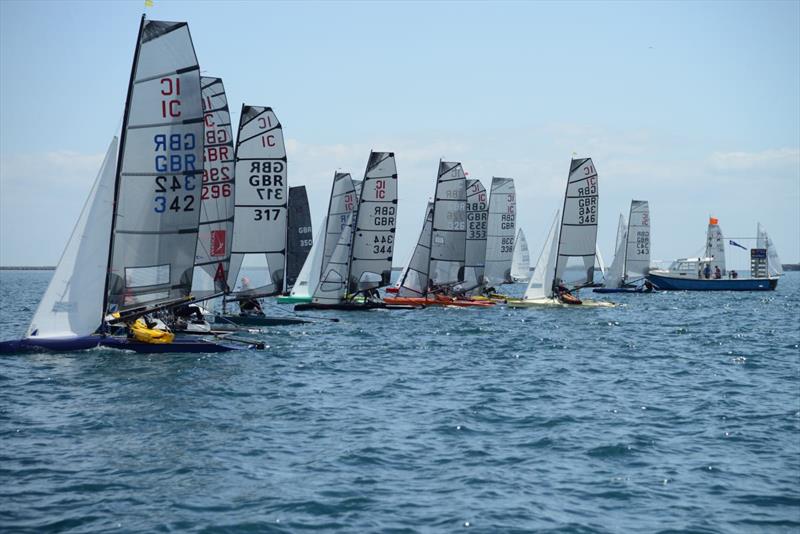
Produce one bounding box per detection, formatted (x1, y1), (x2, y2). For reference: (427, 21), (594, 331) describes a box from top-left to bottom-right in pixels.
(1, 270), (798, 532)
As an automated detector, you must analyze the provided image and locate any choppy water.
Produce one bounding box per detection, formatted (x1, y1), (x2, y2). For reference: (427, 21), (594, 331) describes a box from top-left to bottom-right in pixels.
(1, 270), (799, 533)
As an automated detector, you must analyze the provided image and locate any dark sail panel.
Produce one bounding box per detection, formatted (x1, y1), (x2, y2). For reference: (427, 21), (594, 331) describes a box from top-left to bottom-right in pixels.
(285, 186), (313, 292)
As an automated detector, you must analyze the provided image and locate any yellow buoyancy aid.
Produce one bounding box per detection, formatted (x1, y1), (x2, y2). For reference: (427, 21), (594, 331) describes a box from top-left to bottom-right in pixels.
(129, 318), (175, 344)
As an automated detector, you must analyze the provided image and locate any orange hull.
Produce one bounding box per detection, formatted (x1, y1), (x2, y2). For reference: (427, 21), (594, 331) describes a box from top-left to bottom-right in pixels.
(383, 296), (495, 308)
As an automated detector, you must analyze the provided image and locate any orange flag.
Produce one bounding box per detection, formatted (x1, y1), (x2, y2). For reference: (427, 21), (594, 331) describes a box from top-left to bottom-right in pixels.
(709, 217), (719, 225)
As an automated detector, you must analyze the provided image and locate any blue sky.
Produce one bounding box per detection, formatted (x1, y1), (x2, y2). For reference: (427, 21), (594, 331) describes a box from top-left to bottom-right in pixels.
(1, 0), (798, 267)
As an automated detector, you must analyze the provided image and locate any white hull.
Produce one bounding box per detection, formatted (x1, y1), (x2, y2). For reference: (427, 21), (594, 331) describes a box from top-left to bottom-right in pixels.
(506, 298), (615, 308)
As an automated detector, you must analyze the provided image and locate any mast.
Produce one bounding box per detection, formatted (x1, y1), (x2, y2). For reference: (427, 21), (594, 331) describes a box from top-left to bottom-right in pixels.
(424, 160), (441, 298)
(101, 14), (145, 322)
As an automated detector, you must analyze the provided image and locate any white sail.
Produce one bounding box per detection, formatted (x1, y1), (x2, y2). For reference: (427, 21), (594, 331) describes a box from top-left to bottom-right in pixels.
(625, 200), (650, 281)
(595, 244), (606, 278)
(397, 202), (434, 297)
(106, 18), (204, 312)
(27, 138), (118, 338)
(555, 158), (598, 288)
(510, 228), (531, 282)
(464, 179), (488, 291)
(604, 213), (627, 288)
(349, 152), (398, 292)
(312, 211), (354, 304)
(484, 177), (516, 285)
(191, 76), (235, 299)
(524, 211), (560, 300)
(322, 173), (357, 277)
(757, 223), (783, 277)
(429, 161), (467, 287)
(705, 218), (726, 276)
(290, 224), (325, 299)
(228, 106), (288, 297)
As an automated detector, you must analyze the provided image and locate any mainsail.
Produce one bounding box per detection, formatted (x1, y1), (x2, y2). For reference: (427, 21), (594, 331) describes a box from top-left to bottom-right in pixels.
(554, 158), (599, 289)
(625, 200), (650, 281)
(28, 138), (118, 338)
(289, 225), (325, 300)
(313, 211), (355, 304)
(705, 217), (726, 276)
(524, 211), (560, 300)
(464, 178), (488, 292)
(757, 223), (783, 277)
(322, 172), (357, 275)
(106, 18), (204, 312)
(285, 185), (313, 292)
(604, 213), (627, 288)
(228, 106), (288, 297)
(429, 161), (467, 288)
(484, 177), (516, 285)
(191, 76), (235, 299)
(510, 228), (531, 282)
(396, 202), (434, 297)
(349, 152), (398, 292)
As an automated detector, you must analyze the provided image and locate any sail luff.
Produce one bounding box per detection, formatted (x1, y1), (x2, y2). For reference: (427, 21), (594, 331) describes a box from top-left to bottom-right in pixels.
(464, 178), (488, 292)
(604, 213), (627, 288)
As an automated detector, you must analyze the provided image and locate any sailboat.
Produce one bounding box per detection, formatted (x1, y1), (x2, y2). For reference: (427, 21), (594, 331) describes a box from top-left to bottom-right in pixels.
(1, 17), (251, 353)
(510, 228), (531, 282)
(646, 217), (780, 291)
(277, 172), (358, 304)
(296, 152), (399, 311)
(594, 200), (653, 293)
(385, 161), (493, 308)
(483, 177), (517, 286)
(508, 158), (614, 308)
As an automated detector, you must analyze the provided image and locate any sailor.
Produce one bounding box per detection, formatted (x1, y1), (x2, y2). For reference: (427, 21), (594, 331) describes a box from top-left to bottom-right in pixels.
(174, 304), (204, 323)
(714, 266), (722, 279)
(238, 276), (264, 316)
(703, 263), (712, 279)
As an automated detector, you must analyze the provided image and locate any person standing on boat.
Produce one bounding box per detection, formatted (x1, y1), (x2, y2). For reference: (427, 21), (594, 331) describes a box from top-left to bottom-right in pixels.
(714, 266), (722, 279)
(703, 263), (711, 279)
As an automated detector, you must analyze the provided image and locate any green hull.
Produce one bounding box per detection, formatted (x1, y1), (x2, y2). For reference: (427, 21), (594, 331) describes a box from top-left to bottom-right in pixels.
(276, 295), (312, 304)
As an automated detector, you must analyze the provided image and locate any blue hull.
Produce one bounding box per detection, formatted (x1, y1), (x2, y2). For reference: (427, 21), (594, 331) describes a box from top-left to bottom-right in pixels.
(214, 314), (308, 326)
(646, 273), (778, 291)
(0, 335), (244, 354)
(99, 336), (241, 353)
(0, 336), (103, 354)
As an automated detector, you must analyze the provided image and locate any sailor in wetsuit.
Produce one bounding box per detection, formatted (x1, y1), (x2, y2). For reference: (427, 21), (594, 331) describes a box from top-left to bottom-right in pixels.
(237, 276), (264, 316)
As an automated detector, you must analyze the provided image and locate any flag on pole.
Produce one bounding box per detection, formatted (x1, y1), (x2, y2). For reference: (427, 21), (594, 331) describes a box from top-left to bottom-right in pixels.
(145, 0), (154, 7)
(709, 217), (719, 225)
(729, 240), (747, 251)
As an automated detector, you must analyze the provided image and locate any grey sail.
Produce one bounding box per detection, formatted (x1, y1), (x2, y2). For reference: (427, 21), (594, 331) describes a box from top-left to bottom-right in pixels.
(349, 152), (398, 293)
(484, 177), (516, 285)
(313, 211), (354, 304)
(322, 173), (357, 279)
(191, 76), (235, 299)
(429, 161), (467, 288)
(285, 186), (313, 292)
(396, 202), (434, 297)
(228, 105), (288, 297)
(624, 200), (650, 281)
(555, 158), (599, 289)
(106, 18), (204, 313)
(604, 213), (627, 288)
(464, 178), (488, 293)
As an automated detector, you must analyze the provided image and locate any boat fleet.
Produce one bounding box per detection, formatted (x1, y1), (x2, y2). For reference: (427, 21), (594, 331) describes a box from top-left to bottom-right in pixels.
(0, 16), (785, 354)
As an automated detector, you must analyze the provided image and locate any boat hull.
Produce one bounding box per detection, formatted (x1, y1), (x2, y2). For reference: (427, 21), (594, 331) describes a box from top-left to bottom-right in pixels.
(0, 335), (103, 354)
(506, 298), (615, 308)
(646, 273), (778, 291)
(383, 297), (494, 308)
(593, 287), (652, 294)
(214, 315), (309, 326)
(294, 302), (387, 312)
(99, 336), (241, 353)
(276, 295), (312, 304)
